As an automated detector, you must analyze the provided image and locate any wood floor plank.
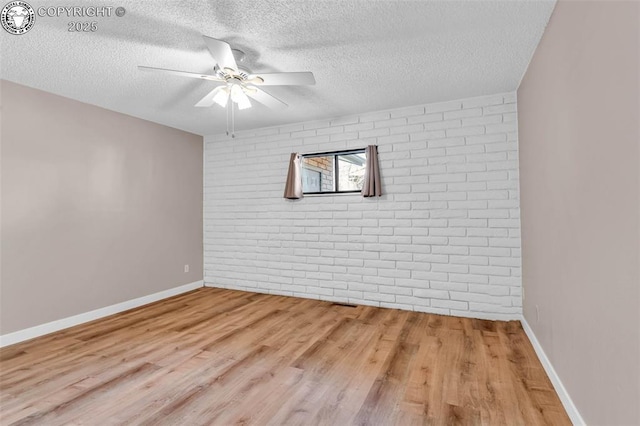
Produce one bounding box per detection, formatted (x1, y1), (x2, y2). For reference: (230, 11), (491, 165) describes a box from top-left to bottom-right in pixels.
(0, 287), (571, 425)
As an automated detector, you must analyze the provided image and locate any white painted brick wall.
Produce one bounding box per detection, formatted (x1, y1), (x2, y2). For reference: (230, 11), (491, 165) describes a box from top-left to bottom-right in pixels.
(204, 92), (522, 320)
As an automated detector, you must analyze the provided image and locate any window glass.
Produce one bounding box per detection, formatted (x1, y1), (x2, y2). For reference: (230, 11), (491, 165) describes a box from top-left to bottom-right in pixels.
(301, 149), (365, 194)
(302, 156), (334, 192)
(337, 153), (366, 191)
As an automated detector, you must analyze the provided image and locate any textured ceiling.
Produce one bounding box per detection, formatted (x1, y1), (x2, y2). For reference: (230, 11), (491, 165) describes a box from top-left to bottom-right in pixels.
(1, 0), (555, 136)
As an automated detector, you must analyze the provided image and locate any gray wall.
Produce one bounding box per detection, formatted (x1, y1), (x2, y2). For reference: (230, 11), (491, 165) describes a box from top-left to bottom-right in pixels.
(1, 80), (204, 334)
(517, 1), (639, 424)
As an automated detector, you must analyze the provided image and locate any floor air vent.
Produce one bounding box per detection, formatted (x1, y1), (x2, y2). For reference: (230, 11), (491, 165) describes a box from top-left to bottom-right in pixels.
(331, 302), (358, 308)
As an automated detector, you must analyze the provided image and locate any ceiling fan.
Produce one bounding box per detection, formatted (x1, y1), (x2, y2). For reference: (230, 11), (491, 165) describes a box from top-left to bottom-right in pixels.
(139, 35), (315, 137)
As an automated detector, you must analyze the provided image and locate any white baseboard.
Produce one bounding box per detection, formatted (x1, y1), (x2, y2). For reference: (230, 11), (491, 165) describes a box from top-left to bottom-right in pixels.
(0, 280), (204, 348)
(520, 316), (585, 426)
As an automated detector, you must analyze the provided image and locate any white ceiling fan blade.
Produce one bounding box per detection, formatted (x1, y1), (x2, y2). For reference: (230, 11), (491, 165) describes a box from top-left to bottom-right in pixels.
(245, 87), (288, 109)
(138, 66), (225, 82)
(247, 72), (315, 86)
(195, 86), (227, 107)
(202, 36), (238, 71)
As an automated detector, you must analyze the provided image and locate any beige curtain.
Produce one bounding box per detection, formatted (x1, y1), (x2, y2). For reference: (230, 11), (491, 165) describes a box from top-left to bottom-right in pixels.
(283, 153), (303, 199)
(362, 145), (382, 197)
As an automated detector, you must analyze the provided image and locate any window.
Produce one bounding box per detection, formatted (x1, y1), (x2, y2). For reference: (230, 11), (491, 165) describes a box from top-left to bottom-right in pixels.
(301, 149), (366, 194)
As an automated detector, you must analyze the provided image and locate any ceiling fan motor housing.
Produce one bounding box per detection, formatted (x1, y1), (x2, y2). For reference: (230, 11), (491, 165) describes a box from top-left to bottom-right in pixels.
(215, 65), (250, 82)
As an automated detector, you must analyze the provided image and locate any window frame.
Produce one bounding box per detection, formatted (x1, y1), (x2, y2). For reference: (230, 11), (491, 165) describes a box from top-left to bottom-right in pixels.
(301, 148), (366, 195)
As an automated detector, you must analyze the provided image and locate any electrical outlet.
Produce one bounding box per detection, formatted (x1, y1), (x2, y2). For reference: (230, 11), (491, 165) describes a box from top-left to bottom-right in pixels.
(184, 264), (189, 273)
(535, 305), (540, 323)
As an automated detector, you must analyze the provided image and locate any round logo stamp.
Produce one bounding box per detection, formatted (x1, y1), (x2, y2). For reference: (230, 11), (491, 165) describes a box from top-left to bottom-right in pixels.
(1, 1), (35, 35)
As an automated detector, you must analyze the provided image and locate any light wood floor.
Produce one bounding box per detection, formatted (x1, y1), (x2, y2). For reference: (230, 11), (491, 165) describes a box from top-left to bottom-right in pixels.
(0, 287), (570, 425)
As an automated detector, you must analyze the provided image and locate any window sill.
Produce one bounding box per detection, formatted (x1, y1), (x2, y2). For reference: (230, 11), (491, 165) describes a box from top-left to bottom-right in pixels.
(303, 192), (362, 197)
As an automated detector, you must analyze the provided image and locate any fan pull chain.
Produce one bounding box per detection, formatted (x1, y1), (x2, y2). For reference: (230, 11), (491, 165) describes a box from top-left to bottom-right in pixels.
(231, 102), (235, 138)
(225, 100), (230, 137)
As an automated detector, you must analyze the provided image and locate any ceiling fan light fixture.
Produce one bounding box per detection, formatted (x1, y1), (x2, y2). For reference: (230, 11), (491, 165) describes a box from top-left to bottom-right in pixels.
(230, 84), (251, 110)
(213, 87), (229, 107)
(237, 96), (251, 110)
